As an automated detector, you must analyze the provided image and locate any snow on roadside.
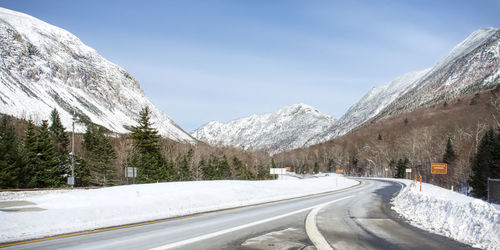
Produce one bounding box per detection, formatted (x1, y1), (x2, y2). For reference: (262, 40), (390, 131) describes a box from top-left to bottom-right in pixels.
(390, 179), (499, 249)
(0, 175), (357, 243)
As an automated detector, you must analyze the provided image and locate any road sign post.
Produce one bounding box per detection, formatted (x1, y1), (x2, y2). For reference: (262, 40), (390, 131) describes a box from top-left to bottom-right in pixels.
(126, 167), (137, 184)
(431, 163), (447, 174)
(405, 168), (411, 179)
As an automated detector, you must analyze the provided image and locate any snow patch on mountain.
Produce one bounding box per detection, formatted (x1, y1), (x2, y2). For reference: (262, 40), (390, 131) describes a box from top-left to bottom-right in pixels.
(191, 103), (335, 155)
(305, 69), (430, 146)
(0, 7), (194, 142)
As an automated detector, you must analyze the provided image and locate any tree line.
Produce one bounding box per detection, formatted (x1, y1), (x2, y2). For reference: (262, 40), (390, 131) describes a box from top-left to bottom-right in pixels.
(0, 107), (274, 189)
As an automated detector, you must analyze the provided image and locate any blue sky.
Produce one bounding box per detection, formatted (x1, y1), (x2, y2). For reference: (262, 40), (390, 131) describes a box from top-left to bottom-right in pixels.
(2, 0), (500, 132)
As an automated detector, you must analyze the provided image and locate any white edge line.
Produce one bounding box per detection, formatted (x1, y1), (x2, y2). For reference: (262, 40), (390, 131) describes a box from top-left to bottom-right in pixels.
(149, 195), (354, 250)
(305, 196), (355, 250)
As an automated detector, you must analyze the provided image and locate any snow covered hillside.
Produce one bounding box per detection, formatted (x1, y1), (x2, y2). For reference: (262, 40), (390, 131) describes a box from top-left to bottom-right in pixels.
(390, 179), (499, 249)
(0, 174), (357, 242)
(374, 27), (500, 121)
(305, 69), (430, 145)
(0, 7), (194, 142)
(191, 103), (335, 155)
(193, 28), (500, 153)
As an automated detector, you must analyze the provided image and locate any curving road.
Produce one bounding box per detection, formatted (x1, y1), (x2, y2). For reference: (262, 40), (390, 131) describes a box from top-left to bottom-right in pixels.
(1, 179), (472, 250)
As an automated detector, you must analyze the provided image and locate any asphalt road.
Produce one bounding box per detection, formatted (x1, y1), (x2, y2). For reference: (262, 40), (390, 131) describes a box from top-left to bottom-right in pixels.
(1, 179), (472, 250)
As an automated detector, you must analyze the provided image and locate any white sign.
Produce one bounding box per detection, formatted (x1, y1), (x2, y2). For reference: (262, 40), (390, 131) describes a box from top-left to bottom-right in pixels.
(126, 167), (137, 178)
(270, 168), (286, 175)
(67, 176), (74, 185)
(405, 168), (412, 173)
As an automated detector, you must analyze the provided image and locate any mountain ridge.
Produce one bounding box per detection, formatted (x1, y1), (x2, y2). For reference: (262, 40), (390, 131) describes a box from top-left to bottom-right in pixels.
(191, 103), (335, 155)
(0, 7), (195, 143)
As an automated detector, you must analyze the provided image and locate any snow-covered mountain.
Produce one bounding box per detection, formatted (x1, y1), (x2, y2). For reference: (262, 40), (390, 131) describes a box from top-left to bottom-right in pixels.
(374, 27), (500, 119)
(191, 103), (335, 155)
(307, 27), (500, 145)
(193, 28), (500, 154)
(0, 8), (194, 142)
(305, 69), (430, 145)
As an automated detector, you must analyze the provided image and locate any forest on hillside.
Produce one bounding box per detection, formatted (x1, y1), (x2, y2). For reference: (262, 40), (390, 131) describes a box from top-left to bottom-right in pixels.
(273, 87), (500, 197)
(0, 107), (273, 189)
(1, 87), (499, 201)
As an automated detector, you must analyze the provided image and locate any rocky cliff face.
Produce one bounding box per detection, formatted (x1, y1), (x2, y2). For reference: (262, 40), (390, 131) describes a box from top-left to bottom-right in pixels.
(0, 7), (194, 142)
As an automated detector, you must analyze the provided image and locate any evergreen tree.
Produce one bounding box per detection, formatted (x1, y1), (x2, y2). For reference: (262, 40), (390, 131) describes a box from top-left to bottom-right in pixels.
(74, 156), (92, 187)
(218, 155), (232, 179)
(232, 156), (251, 180)
(0, 116), (21, 188)
(313, 162), (319, 174)
(395, 158), (408, 178)
(49, 109), (69, 155)
(127, 106), (170, 183)
(49, 109), (70, 176)
(37, 120), (64, 187)
(82, 125), (117, 186)
(202, 154), (218, 180)
(443, 137), (457, 164)
(257, 164), (272, 180)
(469, 128), (500, 199)
(178, 153), (194, 181)
(378, 134), (382, 140)
(22, 120), (39, 187)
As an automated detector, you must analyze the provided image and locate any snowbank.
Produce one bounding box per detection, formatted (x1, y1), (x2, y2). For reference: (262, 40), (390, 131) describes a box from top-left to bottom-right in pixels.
(391, 179), (499, 249)
(0, 175), (357, 243)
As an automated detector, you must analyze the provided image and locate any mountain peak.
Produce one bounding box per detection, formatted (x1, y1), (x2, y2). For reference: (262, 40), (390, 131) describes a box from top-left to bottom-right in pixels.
(191, 103), (335, 154)
(0, 7), (195, 142)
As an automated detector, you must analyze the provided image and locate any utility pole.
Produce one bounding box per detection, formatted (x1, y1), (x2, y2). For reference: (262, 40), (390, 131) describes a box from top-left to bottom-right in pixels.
(69, 111), (77, 187)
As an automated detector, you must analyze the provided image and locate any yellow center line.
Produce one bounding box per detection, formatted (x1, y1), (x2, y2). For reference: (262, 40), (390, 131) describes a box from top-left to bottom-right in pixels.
(0, 214), (200, 248)
(0, 182), (363, 248)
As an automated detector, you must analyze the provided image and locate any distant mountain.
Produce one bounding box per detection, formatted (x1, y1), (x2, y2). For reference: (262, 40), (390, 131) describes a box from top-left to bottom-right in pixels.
(305, 69), (430, 146)
(0, 7), (195, 142)
(307, 27), (500, 145)
(191, 103), (335, 155)
(193, 28), (500, 154)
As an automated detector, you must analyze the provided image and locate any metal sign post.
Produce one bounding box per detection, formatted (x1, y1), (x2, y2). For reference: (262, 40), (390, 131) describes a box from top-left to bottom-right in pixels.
(126, 167), (137, 184)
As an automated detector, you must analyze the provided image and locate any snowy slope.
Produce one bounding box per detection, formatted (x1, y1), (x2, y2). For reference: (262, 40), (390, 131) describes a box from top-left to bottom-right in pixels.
(308, 27), (500, 145)
(389, 178), (499, 249)
(0, 174), (357, 242)
(0, 7), (194, 142)
(191, 103), (335, 154)
(305, 69), (430, 146)
(374, 27), (500, 120)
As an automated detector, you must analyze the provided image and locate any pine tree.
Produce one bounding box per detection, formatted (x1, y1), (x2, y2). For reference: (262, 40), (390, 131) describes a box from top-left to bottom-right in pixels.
(49, 109), (70, 176)
(49, 109), (69, 155)
(82, 125), (117, 186)
(469, 129), (500, 199)
(74, 156), (92, 187)
(218, 155), (232, 179)
(0, 116), (21, 188)
(22, 120), (39, 188)
(378, 134), (382, 140)
(178, 154), (194, 181)
(37, 120), (64, 187)
(443, 137), (457, 164)
(232, 156), (251, 180)
(395, 158), (408, 178)
(127, 106), (170, 183)
(202, 154), (218, 180)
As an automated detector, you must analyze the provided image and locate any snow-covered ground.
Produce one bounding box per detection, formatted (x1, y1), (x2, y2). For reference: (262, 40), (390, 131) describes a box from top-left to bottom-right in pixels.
(387, 178), (499, 249)
(0, 174), (357, 243)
